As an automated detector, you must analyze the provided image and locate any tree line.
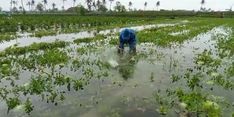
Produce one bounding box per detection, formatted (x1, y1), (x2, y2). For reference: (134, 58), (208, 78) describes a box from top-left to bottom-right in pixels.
(1, 0), (232, 13)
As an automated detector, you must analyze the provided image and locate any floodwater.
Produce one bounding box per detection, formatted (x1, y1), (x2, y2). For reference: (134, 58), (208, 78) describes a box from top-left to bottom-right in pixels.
(0, 22), (234, 117)
(0, 23), (179, 51)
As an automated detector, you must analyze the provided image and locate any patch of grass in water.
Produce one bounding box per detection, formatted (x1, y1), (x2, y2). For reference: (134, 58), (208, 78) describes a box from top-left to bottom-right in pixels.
(137, 20), (218, 46)
(0, 41), (68, 57)
(0, 32), (17, 42)
(34, 30), (57, 38)
(36, 48), (69, 67)
(73, 35), (105, 44)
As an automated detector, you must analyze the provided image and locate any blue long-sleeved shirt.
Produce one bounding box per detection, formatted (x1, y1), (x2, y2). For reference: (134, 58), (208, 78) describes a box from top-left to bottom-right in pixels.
(119, 29), (136, 49)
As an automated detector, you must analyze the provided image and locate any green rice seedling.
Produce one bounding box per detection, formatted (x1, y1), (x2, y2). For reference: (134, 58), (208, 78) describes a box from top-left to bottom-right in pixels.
(73, 35), (105, 44)
(6, 97), (21, 113)
(0, 41), (68, 57)
(36, 48), (69, 67)
(24, 98), (34, 114)
(34, 30), (57, 38)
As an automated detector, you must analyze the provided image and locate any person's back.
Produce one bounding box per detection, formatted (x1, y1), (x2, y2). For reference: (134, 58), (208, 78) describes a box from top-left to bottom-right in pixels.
(118, 29), (137, 54)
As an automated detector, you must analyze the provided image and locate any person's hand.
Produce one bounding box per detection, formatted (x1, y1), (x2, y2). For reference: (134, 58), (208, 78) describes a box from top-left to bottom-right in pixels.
(117, 46), (124, 54)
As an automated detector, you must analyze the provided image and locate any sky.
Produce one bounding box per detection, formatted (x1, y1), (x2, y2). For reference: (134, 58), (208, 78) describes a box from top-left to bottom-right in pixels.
(0, 0), (234, 11)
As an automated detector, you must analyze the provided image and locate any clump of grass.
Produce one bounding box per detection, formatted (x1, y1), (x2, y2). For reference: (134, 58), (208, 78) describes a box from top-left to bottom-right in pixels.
(34, 30), (57, 38)
(0, 33), (17, 42)
(217, 32), (234, 57)
(109, 36), (119, 45)
(73, 35), (105, 44)
(137, 20), (217, 46)
(0, 41), (68, 57)
(36, 48), (69, 67)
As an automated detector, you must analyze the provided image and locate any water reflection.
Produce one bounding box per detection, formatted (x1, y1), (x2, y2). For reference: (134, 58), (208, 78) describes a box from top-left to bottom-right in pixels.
(117, 54), (138, 80)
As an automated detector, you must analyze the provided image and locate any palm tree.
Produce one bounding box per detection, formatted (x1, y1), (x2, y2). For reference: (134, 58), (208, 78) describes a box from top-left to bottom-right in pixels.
(128, 1), (132, 11)
(31, 0), (35, 11)
(26, 1), (31, 11)
(156, 1), (160, 11)
(20, 0), (25, 12)
(109, 0), (114, 11)
(10, 0), (13, 11)
(102, 0), (106, 5)
(144, 1), (147, 11)
(42, 0), (47, 11)
(201, 0), (205, 10)
(97, 0), (101, 7)
(52, 3), (56, 9)
(86, 0), (92, 11)
(93, 1), (96, 10)
(73, 0), (76, 7)
(62, 0), (66, 10)
(12, 0), (18, 9)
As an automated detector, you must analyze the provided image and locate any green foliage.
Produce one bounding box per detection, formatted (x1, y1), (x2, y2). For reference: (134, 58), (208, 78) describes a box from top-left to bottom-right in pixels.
(73, 35), (105, 44)
(6, 97), (21, 112)
(0, 41), (68, 57)
(36, 48), (69, 66)
(24, 98), (34, 114)
(97, 4), (108, 12)
(217, 33), (234, 57)
(227, 63), (234, 77)
(28, 76), (46, 95)
(0, 33), (16, 42)
(0, 15), (152, 39)
(137, 19), (218, 46)
(114, 2), (126, 12)
(195, 50), (221, 67)
(73, 80), (84, 91)
(202, 101), (221, 117)
(34, 30), (57, 37)
(75, 5), (88, 15)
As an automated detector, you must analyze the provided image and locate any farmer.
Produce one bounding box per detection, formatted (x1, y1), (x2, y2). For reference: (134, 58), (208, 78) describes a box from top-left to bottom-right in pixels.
(118, 28), (137, 54)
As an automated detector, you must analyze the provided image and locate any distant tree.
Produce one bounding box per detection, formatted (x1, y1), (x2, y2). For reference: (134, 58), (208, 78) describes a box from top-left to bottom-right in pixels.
(230, 5), (233, 11)
(10, 0), (13, 11)
(20, 0), (25, 12)
(101, 0), (107, 10)
(97, 0), (101, 7)
(0, 7), (2, 12)
(75, 5), (87, 15)
(98, 4), (108, 12)
(12, 7), (18, 12)
(52, 3), (56, 10)
(92, 1), (96, 10)
(31, 0), (35, 11)
(12, 0), (18, 12)
(85, 0), (92, 11)
(26, 1), (31, 11)
(36, 3), (44, 12)
(73, 0), (76, 7)
(102, 0), (106, 5)
(128, 1), (132, 11)
(144, 1), (147, 11)
(96, 0), (107, 12)
(114, 1), (126, 12)
(62, 0), (67, 10)
(200, 0), (205, 11)
(19, 6), (23, 11)
(156, 1), (160, 11)
(12, 0), (17, 8)
(109, 0), (114, 11)
(42, 0), (48, 11)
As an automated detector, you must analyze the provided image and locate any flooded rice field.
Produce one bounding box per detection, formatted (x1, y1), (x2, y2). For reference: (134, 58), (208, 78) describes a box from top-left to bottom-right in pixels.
(0, 18), (234, 117)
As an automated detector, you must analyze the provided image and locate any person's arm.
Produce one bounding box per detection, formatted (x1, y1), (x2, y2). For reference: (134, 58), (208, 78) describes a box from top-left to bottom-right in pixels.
(118, 35), (124, 53)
